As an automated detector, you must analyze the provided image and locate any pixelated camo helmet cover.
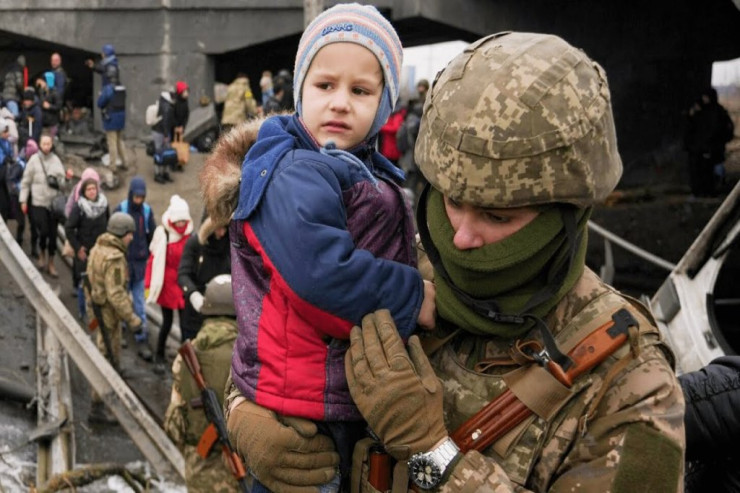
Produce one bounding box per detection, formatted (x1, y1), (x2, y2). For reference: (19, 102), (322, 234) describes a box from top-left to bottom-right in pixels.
(415, 32), (622, 208)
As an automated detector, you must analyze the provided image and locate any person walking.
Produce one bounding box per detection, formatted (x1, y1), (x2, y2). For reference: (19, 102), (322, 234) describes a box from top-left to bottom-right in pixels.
(49, 52), (68, 104)
(97, 74), (128, 171)
(65, 175), (109, 323)
(0, 119), (13, 223)
(684, 87), (735, 197)
(35, 72), (62, 138)
(19, 134), (70, 277)
(114, 176), (156, 359)
(151, 89), (176, 183)
(220, 73), (257, 131)
(145, 194), (192, 374)
(18, 88), (42, 151)
(2, 55), (26, 118)
(177, 215), (231, 342)
(163, 274), (241, 493)
(84, 212), (142, 423)
(85, 44), (120, 87)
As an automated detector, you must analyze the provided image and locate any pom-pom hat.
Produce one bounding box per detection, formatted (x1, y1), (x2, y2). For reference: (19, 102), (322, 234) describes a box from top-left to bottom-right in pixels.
(293, 3), (403, 140)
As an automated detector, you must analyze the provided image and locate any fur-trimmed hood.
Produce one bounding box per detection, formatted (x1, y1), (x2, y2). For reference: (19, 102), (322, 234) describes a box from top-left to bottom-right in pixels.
(200, 118), (265, 227)
(197, 216), (229, 245)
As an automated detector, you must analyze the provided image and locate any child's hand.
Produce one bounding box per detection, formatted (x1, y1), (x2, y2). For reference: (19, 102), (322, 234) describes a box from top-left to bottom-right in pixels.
(417, 280), (436, 330)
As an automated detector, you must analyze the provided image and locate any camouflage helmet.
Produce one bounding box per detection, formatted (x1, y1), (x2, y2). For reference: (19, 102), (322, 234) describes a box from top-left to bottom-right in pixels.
(201, 274), (235, 317)
(415, 32), (622, 208)
(107, 212), (135, 237)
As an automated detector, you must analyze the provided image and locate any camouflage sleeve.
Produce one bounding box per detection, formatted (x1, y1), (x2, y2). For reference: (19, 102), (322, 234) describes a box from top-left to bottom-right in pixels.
(441, 343), (685, 493)
(443, 450), (520, 492)
(163, 355), (187, 448)
(104, 257), (141, 328)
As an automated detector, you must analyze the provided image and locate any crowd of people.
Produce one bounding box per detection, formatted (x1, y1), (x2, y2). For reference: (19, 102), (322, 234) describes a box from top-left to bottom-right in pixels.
(3, 5), (740, 492)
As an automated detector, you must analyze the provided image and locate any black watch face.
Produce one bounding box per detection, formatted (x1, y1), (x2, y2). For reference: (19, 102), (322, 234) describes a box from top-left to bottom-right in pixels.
(410, 456), (442, 489)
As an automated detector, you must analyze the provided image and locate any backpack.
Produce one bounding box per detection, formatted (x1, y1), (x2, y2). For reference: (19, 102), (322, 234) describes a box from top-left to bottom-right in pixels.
(109, 85), (126, 112)
(145, 100), (161, 126)
(119, 199), (152, 234)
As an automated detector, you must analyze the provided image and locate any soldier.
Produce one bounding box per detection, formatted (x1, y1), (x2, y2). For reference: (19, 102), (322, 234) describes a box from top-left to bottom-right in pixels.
(85, 211), (142, 423)
(163, 274), (240, 492)
(217, 32), (686, 492)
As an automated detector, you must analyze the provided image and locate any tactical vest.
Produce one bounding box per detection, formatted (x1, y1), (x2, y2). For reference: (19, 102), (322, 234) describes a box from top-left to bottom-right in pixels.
(179, 318), (238, 447)
(432, 285), (661, 488)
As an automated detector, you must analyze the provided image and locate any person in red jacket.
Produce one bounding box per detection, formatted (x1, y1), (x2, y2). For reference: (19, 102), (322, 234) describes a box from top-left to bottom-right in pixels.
(378, 105), (406, 165)
(145, 194), (192, 374)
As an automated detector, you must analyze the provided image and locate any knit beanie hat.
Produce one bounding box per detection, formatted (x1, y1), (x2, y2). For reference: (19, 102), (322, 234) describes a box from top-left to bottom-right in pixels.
(23, 88), (36, 101)
(293, 3), (403, 140)
(166, 194), (191, 223)
(175, 81), (188, 95)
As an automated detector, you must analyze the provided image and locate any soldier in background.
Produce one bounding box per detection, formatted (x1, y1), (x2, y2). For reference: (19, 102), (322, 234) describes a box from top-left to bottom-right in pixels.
(221, 32), (685, 492)
(220, 73), (257, 132)
(85, 211), (142, 423)
(163, 274), (240, 493)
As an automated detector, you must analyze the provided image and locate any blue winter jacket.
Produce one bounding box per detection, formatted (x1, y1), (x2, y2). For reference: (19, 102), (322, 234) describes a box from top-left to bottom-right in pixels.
(231, 114), (422, 420)
(115, 176), (155, 281)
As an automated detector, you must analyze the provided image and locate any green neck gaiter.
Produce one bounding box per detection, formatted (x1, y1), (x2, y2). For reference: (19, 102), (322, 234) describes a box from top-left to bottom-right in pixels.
(425, 189), (590, 338)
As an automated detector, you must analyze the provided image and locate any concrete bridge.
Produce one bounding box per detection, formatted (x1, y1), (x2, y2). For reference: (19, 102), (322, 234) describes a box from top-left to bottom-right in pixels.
(1, 0), (739, 186)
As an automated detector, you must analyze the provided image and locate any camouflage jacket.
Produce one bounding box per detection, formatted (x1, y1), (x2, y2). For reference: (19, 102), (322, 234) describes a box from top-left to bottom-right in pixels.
(436, 267), (685, 493)
(86, 232), (141, 329)
(164, 316), (239, 493)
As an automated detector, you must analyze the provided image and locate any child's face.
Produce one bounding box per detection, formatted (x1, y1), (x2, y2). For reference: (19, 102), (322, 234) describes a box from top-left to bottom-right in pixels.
(301, 43), (383, 150)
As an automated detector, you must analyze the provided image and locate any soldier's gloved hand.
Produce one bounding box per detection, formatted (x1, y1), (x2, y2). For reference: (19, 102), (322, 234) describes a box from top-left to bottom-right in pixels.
(189, 291), (204, 313)
(346, 309), (447, 460)
(227, 399), (340, 493)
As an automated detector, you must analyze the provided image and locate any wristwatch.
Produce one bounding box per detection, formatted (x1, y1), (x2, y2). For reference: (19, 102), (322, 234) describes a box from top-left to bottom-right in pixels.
(407, 437), (461, 489)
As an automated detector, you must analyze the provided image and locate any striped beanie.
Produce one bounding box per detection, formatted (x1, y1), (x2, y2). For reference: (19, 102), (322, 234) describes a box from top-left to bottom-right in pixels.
(294, 3), (403, 140)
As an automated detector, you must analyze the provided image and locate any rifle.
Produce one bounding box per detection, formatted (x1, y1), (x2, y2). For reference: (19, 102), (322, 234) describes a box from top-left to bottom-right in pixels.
(179, 340), (249, 493)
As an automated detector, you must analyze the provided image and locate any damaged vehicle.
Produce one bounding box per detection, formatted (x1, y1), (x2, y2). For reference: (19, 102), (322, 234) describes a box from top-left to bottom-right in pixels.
(649, 182), (740, 374)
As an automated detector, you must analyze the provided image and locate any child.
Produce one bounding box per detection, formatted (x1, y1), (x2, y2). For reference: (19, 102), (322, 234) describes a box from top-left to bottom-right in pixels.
(145, 194), (192, 374)
(224, 4), (435, 491)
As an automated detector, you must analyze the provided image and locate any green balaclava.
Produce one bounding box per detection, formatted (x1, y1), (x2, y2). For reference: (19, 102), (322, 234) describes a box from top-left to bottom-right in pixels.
(422, 188), (591, 339)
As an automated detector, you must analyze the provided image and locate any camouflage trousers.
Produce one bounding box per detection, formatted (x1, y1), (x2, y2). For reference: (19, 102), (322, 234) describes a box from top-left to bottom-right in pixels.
(90, 304), (122, 404)
(183, 445), (241, 493)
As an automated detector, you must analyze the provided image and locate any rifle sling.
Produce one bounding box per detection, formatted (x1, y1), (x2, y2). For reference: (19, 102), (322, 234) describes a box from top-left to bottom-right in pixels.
(451, 308), (641, 454)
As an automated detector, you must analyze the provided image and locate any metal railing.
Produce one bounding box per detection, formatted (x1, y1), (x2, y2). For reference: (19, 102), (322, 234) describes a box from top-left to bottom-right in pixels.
(587, 220), (677, 285)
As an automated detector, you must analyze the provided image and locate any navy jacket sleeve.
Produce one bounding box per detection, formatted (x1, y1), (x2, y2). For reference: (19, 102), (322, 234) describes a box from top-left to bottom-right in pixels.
(65, 204), (82, 252)
(680, 355), (740, 460)
(177, 235), (201, 296)
(248, 155), (423, 337)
